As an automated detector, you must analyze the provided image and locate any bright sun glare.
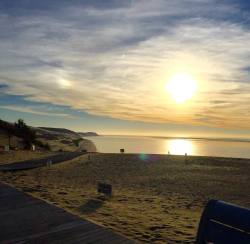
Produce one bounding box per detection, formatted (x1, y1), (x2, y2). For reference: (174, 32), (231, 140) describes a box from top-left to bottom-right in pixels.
(168, 139), (193, 155)
(165, 73), (197, 103)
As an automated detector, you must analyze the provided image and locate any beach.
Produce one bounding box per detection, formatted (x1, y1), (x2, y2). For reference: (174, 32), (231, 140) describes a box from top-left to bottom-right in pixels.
(1, 153), (249, 243)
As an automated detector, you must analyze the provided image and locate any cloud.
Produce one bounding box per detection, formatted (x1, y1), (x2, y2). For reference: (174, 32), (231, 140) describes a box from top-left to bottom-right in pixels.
(0, 0), (250, 129)
(0, 105), (73, 118)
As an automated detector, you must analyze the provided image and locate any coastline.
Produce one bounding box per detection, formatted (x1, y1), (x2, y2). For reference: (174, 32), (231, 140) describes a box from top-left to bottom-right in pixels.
(78, 138), (97, 152)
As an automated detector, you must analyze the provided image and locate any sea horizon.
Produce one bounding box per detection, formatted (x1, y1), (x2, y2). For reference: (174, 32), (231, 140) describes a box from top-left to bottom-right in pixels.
(84, 135), (250, 159)
(96, 134), (250, 143)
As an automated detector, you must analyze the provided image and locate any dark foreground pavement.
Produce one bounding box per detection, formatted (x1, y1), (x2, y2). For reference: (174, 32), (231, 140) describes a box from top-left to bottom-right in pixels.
(0, 182), (133, 243)
(0, 152), (86, 171)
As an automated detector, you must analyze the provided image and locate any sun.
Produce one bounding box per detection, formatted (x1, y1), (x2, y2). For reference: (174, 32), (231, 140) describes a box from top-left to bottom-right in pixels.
(165, 73), (197, 103)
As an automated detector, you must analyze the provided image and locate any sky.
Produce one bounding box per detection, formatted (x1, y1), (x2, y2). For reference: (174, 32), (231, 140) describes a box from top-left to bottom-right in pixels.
(0, 0), (250, 138)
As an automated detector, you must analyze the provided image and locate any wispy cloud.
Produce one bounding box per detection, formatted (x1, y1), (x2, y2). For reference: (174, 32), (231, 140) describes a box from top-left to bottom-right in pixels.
(0, 0), (250, 129)
(0, 105), (73, 118)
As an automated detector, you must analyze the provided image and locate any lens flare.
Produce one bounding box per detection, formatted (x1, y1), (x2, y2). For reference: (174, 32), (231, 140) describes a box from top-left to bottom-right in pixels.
(139, 154), (149, 161)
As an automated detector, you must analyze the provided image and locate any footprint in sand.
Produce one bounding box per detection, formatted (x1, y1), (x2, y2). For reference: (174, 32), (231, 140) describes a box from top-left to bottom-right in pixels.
(57, 191), (68, 195)
(117, 198), (128, 202)
(185, 224), (194, 229)
(150, 236), (164, 242)
(149, 225), (166, 231)
(174, 230), (186, 235)
(142, 234), (151, 239)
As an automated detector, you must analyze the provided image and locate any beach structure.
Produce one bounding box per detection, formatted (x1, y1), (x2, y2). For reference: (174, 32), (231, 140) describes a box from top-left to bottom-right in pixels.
(47, 160), (52, 167)
(185, 153), (188, 163)
(31, 144), (36, 151)
(196, 199), (250, 244)
(97, 183), (112, 197)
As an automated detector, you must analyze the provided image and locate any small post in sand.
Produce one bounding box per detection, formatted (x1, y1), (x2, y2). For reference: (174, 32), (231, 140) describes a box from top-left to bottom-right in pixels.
(47, 160), (52, 167)
(4, 145), (9, 151)
(185, 153), (188, 164)
(120, 148), (125, 153)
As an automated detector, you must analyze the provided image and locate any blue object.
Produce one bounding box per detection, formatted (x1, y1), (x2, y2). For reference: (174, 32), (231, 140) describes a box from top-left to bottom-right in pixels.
(196, 199), (250, 244)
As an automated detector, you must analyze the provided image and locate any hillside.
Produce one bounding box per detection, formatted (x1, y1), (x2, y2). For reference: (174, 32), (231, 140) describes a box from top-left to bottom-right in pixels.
(36, 127), (96, 152)
(39, 127), (80, 137)
(0, 119), (38, 150)
(78, 132), (99, 137)
(0, 119), (96, 153)
(0, 128), (25, 150)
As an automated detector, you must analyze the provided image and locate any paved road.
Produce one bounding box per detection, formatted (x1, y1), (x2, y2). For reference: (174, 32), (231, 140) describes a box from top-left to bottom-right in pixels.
(0, 152), (86, 171)
(0, 182), (133, 243)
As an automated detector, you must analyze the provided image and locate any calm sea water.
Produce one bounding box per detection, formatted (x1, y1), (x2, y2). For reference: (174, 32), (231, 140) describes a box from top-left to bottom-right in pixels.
(84, 135), (250, 159)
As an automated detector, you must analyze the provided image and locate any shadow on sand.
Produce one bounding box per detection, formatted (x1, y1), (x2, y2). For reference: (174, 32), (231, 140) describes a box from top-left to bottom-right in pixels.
(78, 196), (106, 214)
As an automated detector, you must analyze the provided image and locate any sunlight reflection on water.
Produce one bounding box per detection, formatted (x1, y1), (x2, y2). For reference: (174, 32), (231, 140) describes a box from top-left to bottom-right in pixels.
(167, 139), (193, 155)
(84, 136), (250, 159)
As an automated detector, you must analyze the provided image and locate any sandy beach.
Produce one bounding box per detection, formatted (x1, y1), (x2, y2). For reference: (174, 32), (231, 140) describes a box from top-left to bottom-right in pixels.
(1, 153), (249, 243)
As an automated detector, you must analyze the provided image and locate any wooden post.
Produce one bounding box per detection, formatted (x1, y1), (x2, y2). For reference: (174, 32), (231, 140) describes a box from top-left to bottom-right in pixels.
(8, 134), (11, 149)
(47, 160), (52, 167)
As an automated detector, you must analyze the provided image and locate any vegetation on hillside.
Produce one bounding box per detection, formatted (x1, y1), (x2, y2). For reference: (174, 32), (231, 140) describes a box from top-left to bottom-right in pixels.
(0, 119), (50, 150)
(14, 119), (36, 148)
(72, 138), (84, 147)
(39, 127), (80, 137)
(1, 118), (96, 152)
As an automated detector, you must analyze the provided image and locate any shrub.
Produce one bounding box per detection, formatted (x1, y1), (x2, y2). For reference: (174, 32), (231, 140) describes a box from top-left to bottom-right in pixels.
(14, 119), (36, 149)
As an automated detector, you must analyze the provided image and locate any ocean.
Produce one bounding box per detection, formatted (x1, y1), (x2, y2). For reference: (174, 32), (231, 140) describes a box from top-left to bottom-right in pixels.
(84, 135), (250, 159)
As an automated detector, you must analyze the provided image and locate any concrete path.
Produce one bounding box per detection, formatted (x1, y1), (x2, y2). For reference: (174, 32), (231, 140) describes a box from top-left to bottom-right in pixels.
(0, 182), (133, 243)
(0, 152), (86, 171)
